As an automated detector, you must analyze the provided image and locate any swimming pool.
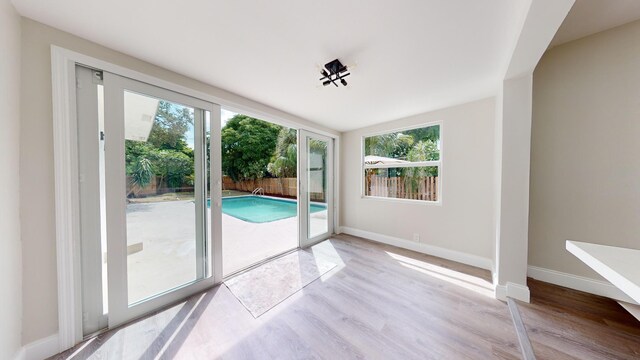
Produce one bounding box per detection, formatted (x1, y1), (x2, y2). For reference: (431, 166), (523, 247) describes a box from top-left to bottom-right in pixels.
(211, 196), (326, 223)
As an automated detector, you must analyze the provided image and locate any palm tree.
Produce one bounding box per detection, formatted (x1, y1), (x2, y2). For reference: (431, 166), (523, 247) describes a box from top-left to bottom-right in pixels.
(129, 157), (154, 197)
(268, 128), (298, 178)
(268, 143), (297, 178)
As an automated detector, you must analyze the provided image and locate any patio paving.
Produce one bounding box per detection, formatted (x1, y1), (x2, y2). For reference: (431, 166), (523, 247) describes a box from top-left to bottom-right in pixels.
(124, 199), (327, 303)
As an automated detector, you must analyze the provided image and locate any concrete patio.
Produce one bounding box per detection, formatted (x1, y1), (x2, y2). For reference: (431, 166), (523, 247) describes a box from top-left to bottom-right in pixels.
(125, 198), (327, 303)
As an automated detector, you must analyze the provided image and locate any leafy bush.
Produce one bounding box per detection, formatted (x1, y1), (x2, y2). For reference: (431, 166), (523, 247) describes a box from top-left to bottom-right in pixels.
(221, 115), (280, 181)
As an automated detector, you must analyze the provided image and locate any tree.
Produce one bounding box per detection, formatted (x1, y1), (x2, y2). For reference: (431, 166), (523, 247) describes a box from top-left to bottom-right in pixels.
(125, 140), (155, 175)
(404, 126), (439, 144)
(403, 139), (439, 193)
(407, 139), (439, 162)
(364, 127), (440, 198)
(221, 115), (281, 181)
(364, 125), (439, 161)
(149, 150), (194, 190)
(364, 132), (414, 159)
(124, 100), (196, 196)
(147, 101), (194, 151)
(268, 128), (297, 178)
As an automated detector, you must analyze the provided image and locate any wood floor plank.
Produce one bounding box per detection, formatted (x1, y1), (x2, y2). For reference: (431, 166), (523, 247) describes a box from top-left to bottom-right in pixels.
(49, 234), (640, 359)
(507, 298), (536, 360)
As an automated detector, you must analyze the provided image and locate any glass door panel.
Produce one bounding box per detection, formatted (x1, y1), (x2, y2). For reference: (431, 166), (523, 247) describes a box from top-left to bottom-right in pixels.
(104, 72), (220, 328)
(308, 138), (328, 238)
(123, 90), (204, 304)
(299, 130), (334, 247)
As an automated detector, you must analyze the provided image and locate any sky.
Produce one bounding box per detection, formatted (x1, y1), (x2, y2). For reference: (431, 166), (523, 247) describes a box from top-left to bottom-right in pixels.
(185, 108), (237, 149)
(221, 108), (236, 127)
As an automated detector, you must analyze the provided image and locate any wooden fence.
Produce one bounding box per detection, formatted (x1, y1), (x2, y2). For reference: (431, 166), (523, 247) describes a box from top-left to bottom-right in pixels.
(222, 176), (325, 201)
(127, 174), (328, 201)
(222, 176), (325, 202)
(223, 176), (296, 197)
(366, 176), (438, 201)
(126, 176), (158, 197)
(126, 176), (197, 198)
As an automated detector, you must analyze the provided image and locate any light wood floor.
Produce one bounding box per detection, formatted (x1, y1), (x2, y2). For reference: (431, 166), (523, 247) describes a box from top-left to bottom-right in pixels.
(50, 234), (640, 359)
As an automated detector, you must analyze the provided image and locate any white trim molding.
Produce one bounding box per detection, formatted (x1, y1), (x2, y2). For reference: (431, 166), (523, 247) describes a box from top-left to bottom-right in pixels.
(528, 265), (638, 304)
(495, 282), (531, 303)
(51, 46), (84, 351)
(340, 226), (493, 270)
(13, 348), (24, 360)
(20, 333), (60, 360)
(494, 284), (507, 301)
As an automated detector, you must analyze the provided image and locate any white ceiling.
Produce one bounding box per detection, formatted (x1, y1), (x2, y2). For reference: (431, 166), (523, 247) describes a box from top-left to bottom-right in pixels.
(551, 0), (640, 47)
(13, 0), (529, 132)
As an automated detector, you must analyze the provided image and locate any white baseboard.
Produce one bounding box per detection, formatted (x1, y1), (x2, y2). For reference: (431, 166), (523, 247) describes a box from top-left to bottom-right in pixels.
(13, 347), (25, 360)
(495, 282), (531, 303)
(527, 265), (638, 304)
(495, 284), (507, 300)
(509, 282), (531, 302)
(21, 333), (59, 360)
(339, 226), (493, 271)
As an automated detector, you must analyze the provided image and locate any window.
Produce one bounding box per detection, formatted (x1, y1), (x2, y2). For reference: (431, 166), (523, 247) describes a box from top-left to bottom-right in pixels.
(363, 123), (441, 202)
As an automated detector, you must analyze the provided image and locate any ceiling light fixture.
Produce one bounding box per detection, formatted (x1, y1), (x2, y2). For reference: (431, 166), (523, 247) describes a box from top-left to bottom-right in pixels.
(319, 59), (350, 87)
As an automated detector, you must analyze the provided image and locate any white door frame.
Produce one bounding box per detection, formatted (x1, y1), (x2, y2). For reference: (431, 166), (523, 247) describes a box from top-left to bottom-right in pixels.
(299, 130), (335, 248)
(51, 45), (340, 352)
(103, 72), (220, 328)
(75, 65), (108, 335)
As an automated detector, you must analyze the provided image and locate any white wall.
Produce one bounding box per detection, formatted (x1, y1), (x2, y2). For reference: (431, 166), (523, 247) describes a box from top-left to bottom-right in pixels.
(491, 0), (573, 302)
(529, 20), (640, 282)
(493, 74), (533, 301)
(340, 98), (496, 267)
(0, 0), (23, 358)
(20, 18), (337, 346)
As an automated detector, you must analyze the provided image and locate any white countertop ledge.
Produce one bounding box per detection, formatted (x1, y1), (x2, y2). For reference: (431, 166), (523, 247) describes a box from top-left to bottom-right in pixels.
(566, 240), (640, 304)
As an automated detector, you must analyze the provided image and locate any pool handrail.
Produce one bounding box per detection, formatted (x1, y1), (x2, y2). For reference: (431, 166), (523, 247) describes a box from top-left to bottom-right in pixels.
(252, 187), (265, 196)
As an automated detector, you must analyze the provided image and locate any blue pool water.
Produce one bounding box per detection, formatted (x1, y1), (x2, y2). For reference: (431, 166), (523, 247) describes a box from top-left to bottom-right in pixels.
(209, 196), (326, 223)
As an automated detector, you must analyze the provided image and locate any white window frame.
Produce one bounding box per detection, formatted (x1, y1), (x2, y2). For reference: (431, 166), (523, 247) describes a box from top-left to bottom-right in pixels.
(361, 121), (442, 205)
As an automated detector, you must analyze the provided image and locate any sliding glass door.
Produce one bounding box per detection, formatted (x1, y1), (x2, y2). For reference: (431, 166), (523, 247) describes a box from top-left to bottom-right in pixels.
(299, 130), (334, 247)
(76, 65), (336, 334)
(103, 72), (221, 328)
